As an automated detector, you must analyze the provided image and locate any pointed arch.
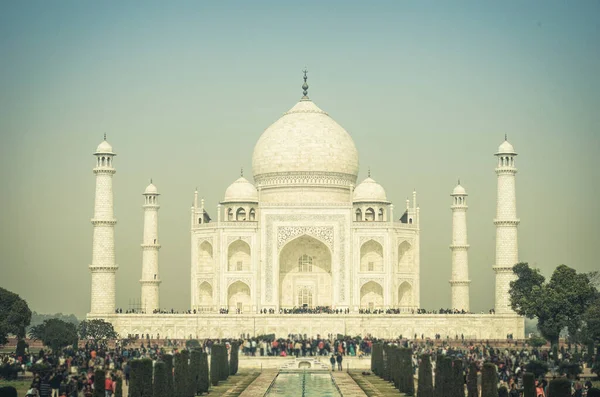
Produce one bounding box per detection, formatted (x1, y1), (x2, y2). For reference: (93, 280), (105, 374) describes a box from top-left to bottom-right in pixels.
(236, 207), (246, 221)
(398, 281), (413, 307)
(227, 208), (233, 221)
(378, 208), (384, 221)
(355, 208), (362, 222)
(228, 281), (251, 313)
(365, 207), (375, 221)
(249, 208), (256, 221)
(398, 241), (412, 269)
(228, 239), (251, 271)
(198, 241), (213, 273)
(360, 281), (384, 309)
(198, 281), (213, 311)
(360, 239), (383, 272)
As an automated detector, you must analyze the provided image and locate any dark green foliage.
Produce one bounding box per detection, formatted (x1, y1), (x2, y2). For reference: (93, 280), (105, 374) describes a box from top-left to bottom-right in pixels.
(587, 341), (596, 365)
(522, 373), (535, 397)
(371, 344), (384, 376)
(452, 359), (464, 397)
(403, 349), (415, 396)
(552, 344), (559, 364)
(218, 345), (229, 381)
(525, 360), (549, 378)
(558, 362), (582, 377)
(115, 376), (123, 397)
(153, 361), (168, 397)
(442, 357), (453, 397)
(528, 335), (547, 348)
(190, 350), (202, 395)
(481, 363), (497, 397)
(28, 318), (78, 353)
(210, 346), (220, 387)
(174, 351), (190, 397)
(498, 386), (508, 397)
(548, 378), (571, 397)
(0, 363), (21, 380)
(94, 369), (105, 397)
(129, 360), (142, 397)
(230, 341), (239, 375)
(0, 386), (17, 397)
(186, 340), (201, 349)
(434, 355), (443, 396)
(15, 339), (27, 357)
(163, 354), (174, 395)
(417, 354), (433, 397)
(0, 287), (32, 344)
(198, 352), (209, 394)
(382, 344), (391, 381)
(77, 319), (118, 340)
(466, 362), (478, 397)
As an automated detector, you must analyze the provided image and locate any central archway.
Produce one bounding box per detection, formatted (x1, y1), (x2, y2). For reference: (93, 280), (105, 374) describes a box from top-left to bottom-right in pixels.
(279, 235), (332, 308)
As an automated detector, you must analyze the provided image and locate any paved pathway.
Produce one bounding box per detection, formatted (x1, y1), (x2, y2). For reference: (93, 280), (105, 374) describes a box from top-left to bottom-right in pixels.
(331, 371), (368, 396)
(348, 371), (406, 396)
(238, 369), (278, 397)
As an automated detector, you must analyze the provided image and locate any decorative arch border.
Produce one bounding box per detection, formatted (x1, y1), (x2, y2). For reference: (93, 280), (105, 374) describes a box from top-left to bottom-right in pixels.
(359, 278), (385, 289)
(277, 226), (334, 252)
(226, 278), (252, 291)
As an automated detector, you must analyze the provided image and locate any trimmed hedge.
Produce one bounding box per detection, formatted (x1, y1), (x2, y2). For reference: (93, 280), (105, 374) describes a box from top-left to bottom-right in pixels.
(452, 359), (464, 397)
(498, 386), (508, 397)
(210, 346), (220, 387)
(230, 341), (239, 375)
(548, 378), (571, 397)
(522, 373), (535, 397)
(433, 355), (443, 397)
(163, 354), (174, 395)
(403, 349), (415, 396)
(94, 369), (105, 397)
(174, 351), (190, 397)
(372, 344), (384, 376)
(190, 350), (202, 395)
(466, 362), (478, 397)
(153, 361), (168, 397)
(417, 354), (433, 397)
(198, 352), (210, 394)
(115, 376), (123, 397)
(218, 345), (229, 381)
(481, 363), (497, 397)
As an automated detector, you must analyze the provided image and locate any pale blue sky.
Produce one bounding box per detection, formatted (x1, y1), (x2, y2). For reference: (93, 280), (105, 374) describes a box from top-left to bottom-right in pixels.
(1, 1), (599, 317)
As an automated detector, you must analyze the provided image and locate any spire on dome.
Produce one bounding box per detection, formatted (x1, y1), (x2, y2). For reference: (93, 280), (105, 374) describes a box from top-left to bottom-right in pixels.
(104, 133), (107, 140)
(240, 167), (244, 177)
(368, 167), (371, 178)
(301, 68), (309, 100)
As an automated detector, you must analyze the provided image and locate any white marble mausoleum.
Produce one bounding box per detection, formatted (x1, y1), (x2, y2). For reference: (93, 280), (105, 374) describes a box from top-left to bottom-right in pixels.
(87, 74), (525, 339)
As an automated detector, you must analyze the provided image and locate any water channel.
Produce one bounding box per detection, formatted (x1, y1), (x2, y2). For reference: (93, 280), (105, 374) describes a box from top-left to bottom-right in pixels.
(265, 371), (342, 397)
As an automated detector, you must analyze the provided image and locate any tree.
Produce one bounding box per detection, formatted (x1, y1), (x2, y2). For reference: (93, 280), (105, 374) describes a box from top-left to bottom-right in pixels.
(94, 369), (105, 397)
(190, 350), (202, 396)
(481, 363), (497, 397)
(417, 354), (433, 397)
(510, 263), (599, 346)
(229, 341), (239, 375)
(198, 352), (209, 394)
(162, 354), (174, 395)
(0, 287), (32, 345)
(77, 319), (118, 340)
(28, 318), (77, 353)
(522, 373), (535, 397)
(210, 347), (220, 387)
(452, 359), (464, 397)
(174, 351), (189, 397)
(466, 362), (478, 397)
(525, 360), (549, 379)
(153, 361), (168, 397)
(548, 378), (571, 397)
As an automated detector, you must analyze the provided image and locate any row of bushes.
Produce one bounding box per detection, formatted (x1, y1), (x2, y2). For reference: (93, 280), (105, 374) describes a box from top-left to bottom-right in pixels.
(372, 344), (579, 397)
(128, 348), (215, 397)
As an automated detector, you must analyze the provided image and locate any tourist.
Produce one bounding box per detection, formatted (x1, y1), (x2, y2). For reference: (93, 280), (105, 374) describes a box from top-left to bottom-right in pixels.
(336, 354), (343, 371)
(104, 373), (113, 397)
(330, 355), (336, 371)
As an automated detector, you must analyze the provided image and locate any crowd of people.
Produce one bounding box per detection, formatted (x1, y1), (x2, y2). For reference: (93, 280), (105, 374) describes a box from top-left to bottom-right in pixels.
(1, 336), (597, 397)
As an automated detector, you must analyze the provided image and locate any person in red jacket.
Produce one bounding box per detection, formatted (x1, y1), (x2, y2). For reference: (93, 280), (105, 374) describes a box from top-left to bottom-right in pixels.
(104, 376), (113, 397)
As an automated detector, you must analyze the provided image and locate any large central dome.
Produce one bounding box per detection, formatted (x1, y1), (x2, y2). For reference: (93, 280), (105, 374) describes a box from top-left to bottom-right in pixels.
(252, 98), (359, 189)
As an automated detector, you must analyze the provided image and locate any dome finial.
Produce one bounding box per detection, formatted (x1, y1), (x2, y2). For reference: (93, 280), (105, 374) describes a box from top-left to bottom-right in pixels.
(240, 167), (244, 177)
(368, 167), (371, 178)
(301, 68), (309, 99)
(104, 133), (107, 141)
(505, 133), (508, 141)
(458, 178), (460, 185)
(150, 178), (153, 184)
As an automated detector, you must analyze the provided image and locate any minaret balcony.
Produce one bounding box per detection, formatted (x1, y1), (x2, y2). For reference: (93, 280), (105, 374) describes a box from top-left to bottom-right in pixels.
(93, 167), (116, 175)
(493, 219), (520, 226)
(449, 244), (470, 250)
(141, 243), (161, 250)
(91, 219), (117, 226)
(89, 264), (119, 272)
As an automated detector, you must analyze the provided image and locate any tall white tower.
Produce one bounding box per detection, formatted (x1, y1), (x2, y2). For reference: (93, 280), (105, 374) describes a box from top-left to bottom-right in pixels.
(90, 136), (118, 314)
(450, 181), (470, 311)
(493, 137), (520, 314)
(140, 181), (161, 313)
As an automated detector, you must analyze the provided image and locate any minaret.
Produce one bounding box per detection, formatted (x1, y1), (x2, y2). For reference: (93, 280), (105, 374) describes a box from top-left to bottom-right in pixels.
(450, 181), (470, 311)
(493, 137), (520, 314)
(90, 136), (118, 314)
(140, 181), (161, 313)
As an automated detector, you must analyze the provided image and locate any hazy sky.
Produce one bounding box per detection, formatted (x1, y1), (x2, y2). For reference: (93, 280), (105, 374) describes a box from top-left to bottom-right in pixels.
(1, 1), (599, 318)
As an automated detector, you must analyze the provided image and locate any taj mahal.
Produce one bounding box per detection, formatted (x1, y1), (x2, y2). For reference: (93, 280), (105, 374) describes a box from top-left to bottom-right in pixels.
(87, 73), (524, 339)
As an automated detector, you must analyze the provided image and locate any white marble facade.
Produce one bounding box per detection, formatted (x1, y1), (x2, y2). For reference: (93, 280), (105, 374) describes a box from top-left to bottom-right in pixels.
(88, 78), (525, 339)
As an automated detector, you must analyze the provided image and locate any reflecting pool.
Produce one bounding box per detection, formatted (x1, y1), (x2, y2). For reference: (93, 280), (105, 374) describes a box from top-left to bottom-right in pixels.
(266, 371), (341, 396)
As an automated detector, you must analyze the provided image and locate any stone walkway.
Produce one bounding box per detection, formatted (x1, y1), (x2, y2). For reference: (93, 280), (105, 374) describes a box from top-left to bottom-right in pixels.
(238, 369), (278, 397)
(331, 371), (368, 396)
(347, 371), (406, 396)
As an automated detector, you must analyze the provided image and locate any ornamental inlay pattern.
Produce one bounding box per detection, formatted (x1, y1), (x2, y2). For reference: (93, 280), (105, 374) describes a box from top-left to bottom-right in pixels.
(264, 214), (347, 303)
(277, 226), (334, 251)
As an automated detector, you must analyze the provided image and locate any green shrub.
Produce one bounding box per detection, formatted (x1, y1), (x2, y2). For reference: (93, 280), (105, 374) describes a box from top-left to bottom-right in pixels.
(417, 354), (433, 397)
(190, 350), (202, 395)
(434, 355), (443, 396)
(174, 351), (190, 397)
(15, 339), (28, 357)
(153, 361), (168, 397)
(382, 344), (391, 381)
(210, 346), (220, 387)
(129, 360), (142, 397)
(198, 352), (209, 394)
(218, 345), (229, 381)
(230, 341), (239, 375)
(0, 363), (21, 380)
(481, 363), (497, 397)
(186, 340), (200, 349)
(403, 349), (415, 396)
(498, 386), (508, 397)
(548, 377), (571, 397)
(522, 373), (535, 397)
(525, 360), (549, 379)
(163, 354), (174, 395)
(466, 362), (478, 397)
(114, 376), (123, 397)
(558, 362), (582, 378)
(529, 335), (547, 348)
(94, 369), (105, 397)
(452, 359), (464, 397)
